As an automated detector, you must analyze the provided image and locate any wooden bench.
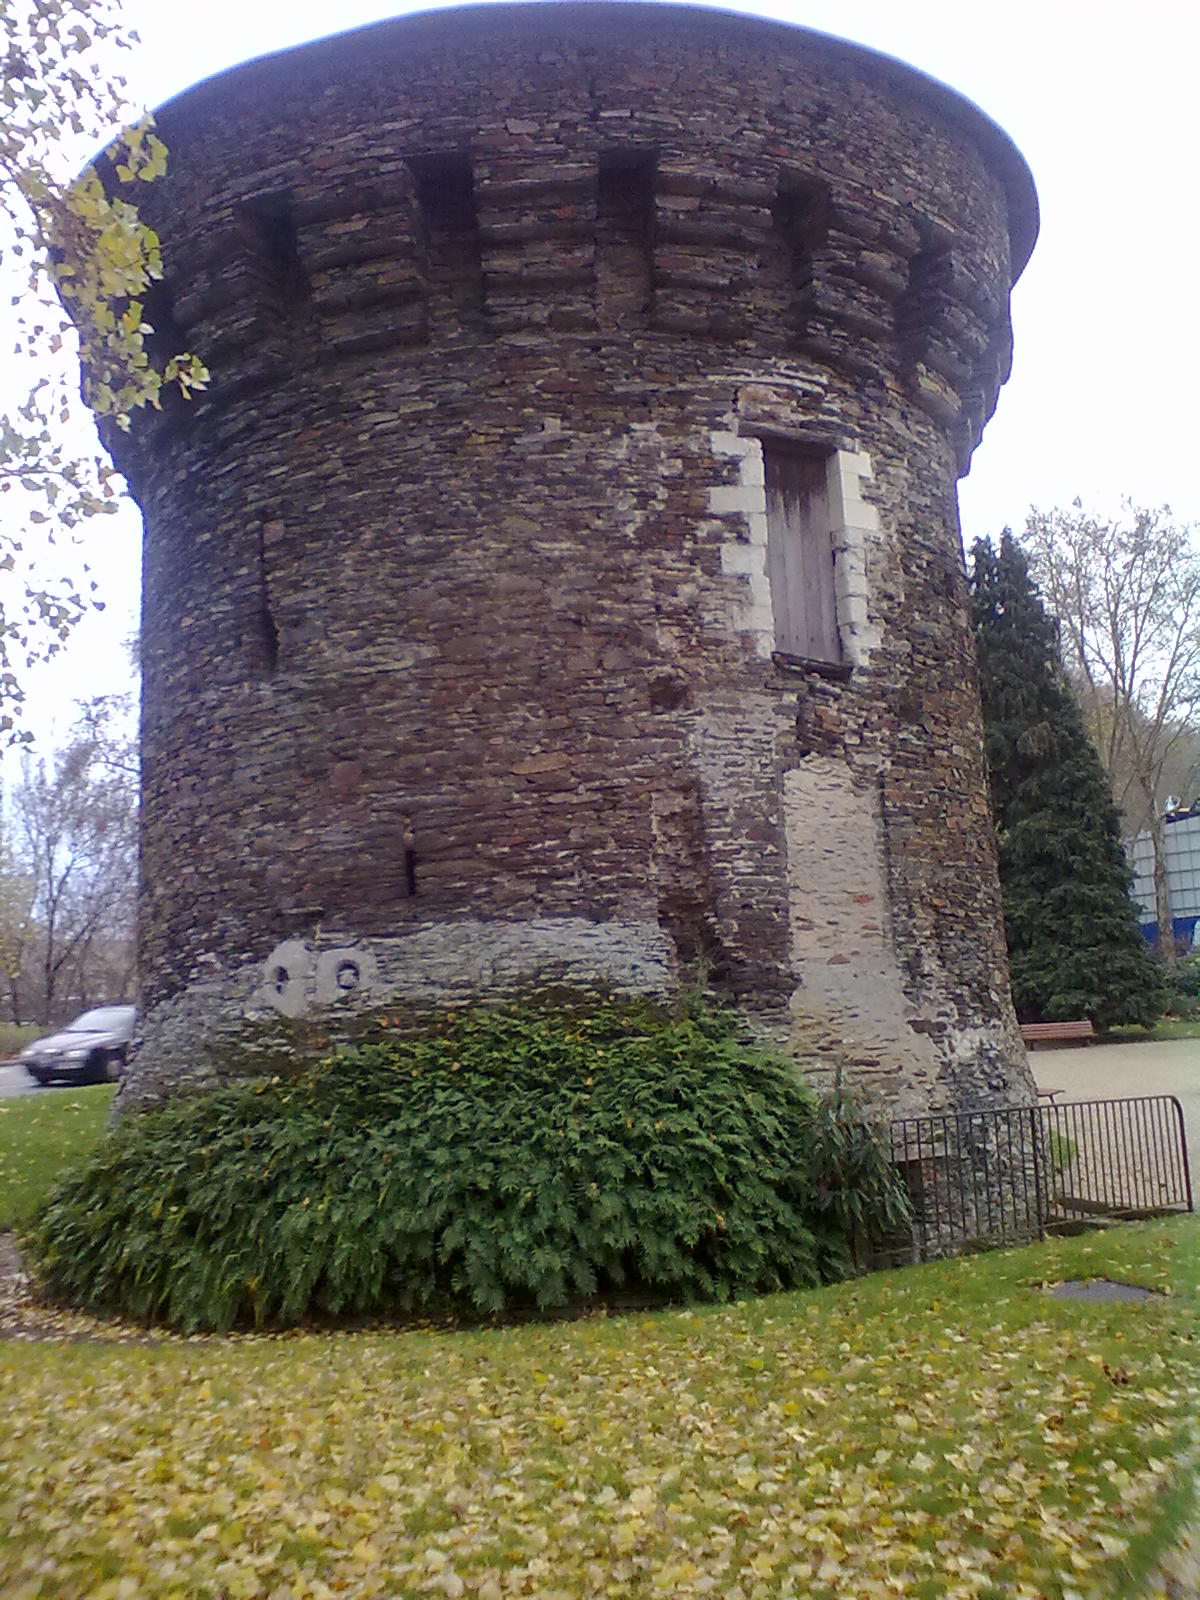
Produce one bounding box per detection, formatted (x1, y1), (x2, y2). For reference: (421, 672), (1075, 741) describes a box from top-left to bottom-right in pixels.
(1020, 1020), (1096, 1048)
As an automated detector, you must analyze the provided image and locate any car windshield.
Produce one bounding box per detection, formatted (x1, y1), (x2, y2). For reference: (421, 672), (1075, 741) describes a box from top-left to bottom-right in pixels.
(66, 1007), (134, 1033)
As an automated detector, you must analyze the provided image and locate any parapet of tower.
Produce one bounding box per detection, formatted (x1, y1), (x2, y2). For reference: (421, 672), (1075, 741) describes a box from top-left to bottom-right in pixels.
(110, 2), (1039, 1115)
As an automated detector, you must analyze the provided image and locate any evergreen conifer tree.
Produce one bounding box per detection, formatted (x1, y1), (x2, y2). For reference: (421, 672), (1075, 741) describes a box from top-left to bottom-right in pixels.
(969, 532), (1166, 1029)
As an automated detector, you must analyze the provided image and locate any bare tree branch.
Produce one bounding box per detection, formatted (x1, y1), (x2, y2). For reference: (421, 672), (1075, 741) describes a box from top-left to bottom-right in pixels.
(1021, 501), (1200, 957)
(1, 696), (135, 1022)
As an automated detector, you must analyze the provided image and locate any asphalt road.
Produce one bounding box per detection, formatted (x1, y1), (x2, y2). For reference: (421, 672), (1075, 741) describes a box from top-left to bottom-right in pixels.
(0, 1061), (117, 1098)
(0, 1061), (38, 1098)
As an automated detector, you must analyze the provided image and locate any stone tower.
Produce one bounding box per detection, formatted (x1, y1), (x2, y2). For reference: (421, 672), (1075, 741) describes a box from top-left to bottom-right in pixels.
(109, 2), (1039, 1114)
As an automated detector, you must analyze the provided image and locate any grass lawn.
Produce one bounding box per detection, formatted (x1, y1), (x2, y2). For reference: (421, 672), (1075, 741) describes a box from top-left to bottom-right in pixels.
(1106, 1019), (1200, 1043)
(0, 1084), (114, 1227)
(0, 1093), (1196, 1598)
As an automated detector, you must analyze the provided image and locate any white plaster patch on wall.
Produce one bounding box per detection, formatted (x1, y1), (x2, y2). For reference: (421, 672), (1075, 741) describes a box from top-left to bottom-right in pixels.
(257, 939), (314, 1019)
(782, 758), (942, 1108)
(316, 946), (380, 1006)
(252, 918), (676, 1020)
(256, 941), (382, 1017)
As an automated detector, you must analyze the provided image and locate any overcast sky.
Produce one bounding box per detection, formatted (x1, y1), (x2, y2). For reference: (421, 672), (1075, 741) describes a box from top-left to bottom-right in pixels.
(17, 0), (1200, 741)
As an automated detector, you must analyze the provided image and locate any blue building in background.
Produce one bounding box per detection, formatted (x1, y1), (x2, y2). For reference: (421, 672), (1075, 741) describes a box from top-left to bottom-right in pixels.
(1129, 807), (1200, 951)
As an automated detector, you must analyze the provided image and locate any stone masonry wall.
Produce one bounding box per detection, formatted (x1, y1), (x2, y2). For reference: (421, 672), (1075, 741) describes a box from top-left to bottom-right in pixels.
(108, 3), (1039, 1114)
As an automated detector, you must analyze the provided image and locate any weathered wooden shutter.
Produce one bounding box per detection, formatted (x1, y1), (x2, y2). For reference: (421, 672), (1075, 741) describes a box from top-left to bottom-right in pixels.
(764, 445), (840, 662)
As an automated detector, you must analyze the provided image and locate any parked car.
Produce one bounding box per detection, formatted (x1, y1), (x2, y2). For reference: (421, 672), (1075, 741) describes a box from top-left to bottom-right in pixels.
(21, 1006), (136, 1086)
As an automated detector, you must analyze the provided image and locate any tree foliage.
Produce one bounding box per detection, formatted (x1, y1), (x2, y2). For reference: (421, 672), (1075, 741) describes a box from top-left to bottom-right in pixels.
(1, 0), (205, 733)
(1021, 502), (1200, 951)
(969, 533), (1166, 1030)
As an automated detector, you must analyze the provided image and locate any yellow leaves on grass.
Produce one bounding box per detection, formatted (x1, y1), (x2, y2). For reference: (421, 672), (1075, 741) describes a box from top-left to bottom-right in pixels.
(0, 1223), (1195, 1599)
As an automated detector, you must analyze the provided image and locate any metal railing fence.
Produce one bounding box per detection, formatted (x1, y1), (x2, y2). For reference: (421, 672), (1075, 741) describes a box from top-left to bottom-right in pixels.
(883, 1095), (1192, 1266)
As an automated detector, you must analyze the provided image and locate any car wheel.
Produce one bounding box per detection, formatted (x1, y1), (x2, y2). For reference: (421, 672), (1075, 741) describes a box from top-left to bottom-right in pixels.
(103, 1053), (123, 1084)
(26, 1068), (49, 1087)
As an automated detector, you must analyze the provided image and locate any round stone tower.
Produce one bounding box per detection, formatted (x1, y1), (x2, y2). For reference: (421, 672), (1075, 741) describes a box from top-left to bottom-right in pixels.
(110, 2), (1039, 1114)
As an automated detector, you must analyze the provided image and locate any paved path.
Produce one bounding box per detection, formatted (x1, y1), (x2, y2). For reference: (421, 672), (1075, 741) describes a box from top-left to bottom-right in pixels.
(1027, 1036), (1199, 1204)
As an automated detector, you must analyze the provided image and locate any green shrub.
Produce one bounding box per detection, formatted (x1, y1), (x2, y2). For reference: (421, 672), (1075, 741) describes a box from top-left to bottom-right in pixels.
(1166, 952), (1200, 1014)
(805, 1085), (914, 1264)
(25, 997), (909, 1333)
